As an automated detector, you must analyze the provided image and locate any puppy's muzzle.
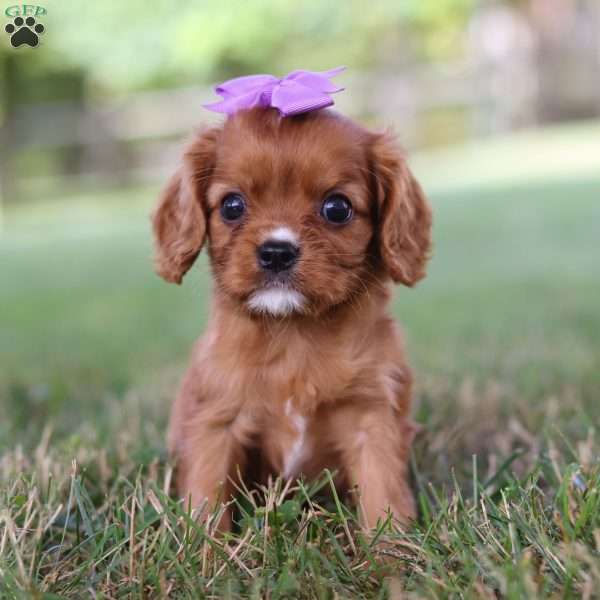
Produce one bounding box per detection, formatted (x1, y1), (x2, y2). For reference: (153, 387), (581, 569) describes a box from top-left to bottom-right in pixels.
(257, 241), (299, 273)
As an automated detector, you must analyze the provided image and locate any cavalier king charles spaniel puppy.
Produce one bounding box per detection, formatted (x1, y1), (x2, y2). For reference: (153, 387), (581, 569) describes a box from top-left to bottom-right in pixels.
(152, 106), (431, 530)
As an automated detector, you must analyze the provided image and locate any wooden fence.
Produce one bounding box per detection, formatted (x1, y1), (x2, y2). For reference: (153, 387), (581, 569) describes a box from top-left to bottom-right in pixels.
(1, 28), (599, 207)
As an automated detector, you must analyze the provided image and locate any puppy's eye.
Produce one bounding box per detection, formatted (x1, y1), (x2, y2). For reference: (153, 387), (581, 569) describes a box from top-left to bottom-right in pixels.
(220, 193), (246, 222)
(321, 194), (353, 225)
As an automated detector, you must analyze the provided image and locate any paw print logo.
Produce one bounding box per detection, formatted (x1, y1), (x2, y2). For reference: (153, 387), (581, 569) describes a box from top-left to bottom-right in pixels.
(5, 16), (45, 48)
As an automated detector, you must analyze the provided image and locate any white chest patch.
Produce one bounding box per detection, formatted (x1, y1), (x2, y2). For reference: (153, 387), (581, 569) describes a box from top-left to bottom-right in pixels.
(283, 399), (308, 479)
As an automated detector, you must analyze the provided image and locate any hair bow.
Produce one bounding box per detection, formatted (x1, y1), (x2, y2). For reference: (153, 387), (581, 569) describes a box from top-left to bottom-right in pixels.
(203, 67), (346, 117)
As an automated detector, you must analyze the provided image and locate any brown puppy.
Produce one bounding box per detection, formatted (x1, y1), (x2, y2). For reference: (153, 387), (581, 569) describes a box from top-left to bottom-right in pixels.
(152, 107), (431, 530)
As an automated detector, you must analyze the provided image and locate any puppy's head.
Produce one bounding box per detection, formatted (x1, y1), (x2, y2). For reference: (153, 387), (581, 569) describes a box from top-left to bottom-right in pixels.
(152, 108), (431, 317)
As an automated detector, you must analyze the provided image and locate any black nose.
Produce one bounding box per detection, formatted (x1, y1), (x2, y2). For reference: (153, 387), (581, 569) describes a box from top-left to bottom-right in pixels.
(257, 241), (299, 272)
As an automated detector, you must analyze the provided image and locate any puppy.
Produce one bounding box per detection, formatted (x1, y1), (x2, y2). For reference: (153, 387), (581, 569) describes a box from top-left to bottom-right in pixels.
(152, 107), (431, 530)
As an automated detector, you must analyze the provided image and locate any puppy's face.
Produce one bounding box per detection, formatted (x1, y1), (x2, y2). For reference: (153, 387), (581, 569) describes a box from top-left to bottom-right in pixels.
(205, 110), (378, 317)
(153, 108), (431, 317)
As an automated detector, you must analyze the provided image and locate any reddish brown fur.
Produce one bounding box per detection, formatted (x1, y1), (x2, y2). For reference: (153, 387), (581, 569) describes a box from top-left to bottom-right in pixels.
(152, 107), (432, 529)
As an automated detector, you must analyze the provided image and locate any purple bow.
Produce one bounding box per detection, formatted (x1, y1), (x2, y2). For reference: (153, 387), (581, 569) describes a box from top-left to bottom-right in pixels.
(203, 67), (346, 117)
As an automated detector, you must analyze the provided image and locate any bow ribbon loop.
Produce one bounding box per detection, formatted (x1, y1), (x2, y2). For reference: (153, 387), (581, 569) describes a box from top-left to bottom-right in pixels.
(204, 67), (345, 117)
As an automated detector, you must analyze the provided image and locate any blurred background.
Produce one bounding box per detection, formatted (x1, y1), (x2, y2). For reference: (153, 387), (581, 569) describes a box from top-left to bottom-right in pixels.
(1, 0), (599, 449)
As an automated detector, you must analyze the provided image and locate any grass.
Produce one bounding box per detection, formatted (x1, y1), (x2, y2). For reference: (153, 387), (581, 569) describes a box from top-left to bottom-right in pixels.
(1, 122), (600, 598)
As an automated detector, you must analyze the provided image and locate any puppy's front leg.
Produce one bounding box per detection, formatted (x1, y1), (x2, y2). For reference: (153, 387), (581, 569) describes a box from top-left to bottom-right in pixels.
(175, 414), (247, 532)
(341, 412), (416, 529)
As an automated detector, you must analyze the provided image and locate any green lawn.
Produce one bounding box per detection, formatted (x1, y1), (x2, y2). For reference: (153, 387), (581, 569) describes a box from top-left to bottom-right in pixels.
(1, 122), (599, 598)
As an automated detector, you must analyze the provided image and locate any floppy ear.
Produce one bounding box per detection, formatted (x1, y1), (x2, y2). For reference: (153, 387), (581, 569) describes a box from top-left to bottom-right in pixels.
(152, 128), (219, 284)
(371, 132), (432, 286)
